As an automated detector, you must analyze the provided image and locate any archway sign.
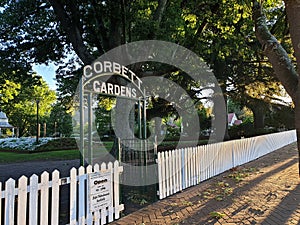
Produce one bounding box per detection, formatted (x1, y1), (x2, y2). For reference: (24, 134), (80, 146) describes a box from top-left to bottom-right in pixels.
(79, 60), (147, 165)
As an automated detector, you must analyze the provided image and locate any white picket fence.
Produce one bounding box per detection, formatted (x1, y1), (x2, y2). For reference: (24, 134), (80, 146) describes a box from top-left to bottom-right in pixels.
(0, 161), (124, 225)
(157, 130), (297, 199)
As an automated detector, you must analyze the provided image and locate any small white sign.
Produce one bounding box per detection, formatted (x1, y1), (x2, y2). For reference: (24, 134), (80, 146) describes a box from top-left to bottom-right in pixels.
(88, 170), (112, 212)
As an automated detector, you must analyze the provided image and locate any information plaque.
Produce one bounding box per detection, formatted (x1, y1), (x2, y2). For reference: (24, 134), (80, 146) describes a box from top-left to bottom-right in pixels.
(88, 170), (112, 212)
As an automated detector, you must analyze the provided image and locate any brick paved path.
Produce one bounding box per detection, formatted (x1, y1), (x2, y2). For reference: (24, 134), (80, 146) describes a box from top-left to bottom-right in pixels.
(111, 143), (300, 225)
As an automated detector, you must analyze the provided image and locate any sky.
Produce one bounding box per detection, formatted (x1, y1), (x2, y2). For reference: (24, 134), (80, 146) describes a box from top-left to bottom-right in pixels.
(32, 63), (58, 90)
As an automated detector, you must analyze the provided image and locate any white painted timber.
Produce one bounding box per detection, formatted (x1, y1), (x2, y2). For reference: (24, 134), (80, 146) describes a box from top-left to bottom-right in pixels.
(158, 130), (297, 199)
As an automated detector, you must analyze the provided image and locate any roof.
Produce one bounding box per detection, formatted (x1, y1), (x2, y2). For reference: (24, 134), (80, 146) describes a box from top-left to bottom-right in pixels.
(0, 111), (13, 128)
(0, 111), (8, 120)
(228, 113), (235, 123)
(234, 120), (242, 126)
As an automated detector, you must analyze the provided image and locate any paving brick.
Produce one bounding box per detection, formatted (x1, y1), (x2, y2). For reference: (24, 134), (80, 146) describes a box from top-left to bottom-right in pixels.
(110, 143), (300, 225)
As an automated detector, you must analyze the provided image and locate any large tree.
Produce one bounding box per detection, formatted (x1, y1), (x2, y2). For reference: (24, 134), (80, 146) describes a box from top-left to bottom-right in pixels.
(1, 0), (293, 142)
(253, 1), (300, 174)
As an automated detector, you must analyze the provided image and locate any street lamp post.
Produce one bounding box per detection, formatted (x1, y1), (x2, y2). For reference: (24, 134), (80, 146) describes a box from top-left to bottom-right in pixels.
(36, 99), (40, 144)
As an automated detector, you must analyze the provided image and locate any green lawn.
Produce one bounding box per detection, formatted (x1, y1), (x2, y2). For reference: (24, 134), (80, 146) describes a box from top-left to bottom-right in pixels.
(0, 139), (207, 164)
(0, 149), (81, 164)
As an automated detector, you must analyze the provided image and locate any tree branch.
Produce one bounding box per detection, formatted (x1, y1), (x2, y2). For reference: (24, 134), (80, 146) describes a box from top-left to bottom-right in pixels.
(49, 0), (94, 65)
(252, 1), (298, 101)
(153, 0), (168, 25)
(284, 0), (300, 75)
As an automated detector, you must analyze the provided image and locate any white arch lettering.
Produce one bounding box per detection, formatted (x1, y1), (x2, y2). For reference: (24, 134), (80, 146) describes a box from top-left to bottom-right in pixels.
(83, 61), (144, 98)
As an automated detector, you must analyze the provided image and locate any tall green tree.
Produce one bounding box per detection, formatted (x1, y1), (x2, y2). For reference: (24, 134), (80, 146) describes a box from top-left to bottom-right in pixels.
(253, 0), (300, 174)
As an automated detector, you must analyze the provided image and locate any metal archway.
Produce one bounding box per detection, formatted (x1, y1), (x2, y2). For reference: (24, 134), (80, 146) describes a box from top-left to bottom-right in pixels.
(79, 68), (147, 165)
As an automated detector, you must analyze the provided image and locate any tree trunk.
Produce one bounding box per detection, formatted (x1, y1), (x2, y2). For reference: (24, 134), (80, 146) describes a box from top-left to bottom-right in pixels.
(247, 100), (267, 130)
(212, 91), (229, 142)
(285, 1), (300, 176)
(295, 89), (300, 176)
(110, 98), (136, 159)
(252, 107), (265, 130)
(253, 1), (300, 175)
(154, 117), (163, 141)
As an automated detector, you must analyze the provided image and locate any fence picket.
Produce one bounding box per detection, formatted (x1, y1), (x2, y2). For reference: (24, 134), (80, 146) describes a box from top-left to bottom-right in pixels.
(190, 148), (193, 186)
(78, 166), (86, 225)
(165, 151), (170, 197)
(191, 148), (195, 185)
(170, 150), (174, 194)
(40, 172), (49, 225)
(51, 170), (60, 225)
(108, 162), (114, 223)
(5, 178), (15, 225)
(160, 152), (165, 199)
(93, 164), (101, 225)
(157, 153), (163, 199)
(29, 174), (38, 225)
(184, 149), (188, 188)
(0, 182), (2, 225)
(174, 150), (179, 193)
(181, 149), (185, 189)
(168, 151), (172, 195)
(86, 165), (93, 225)
(69, 168), (77, 225)
(114, 161), (123, 219)
(100, 162), (107, 225)
(17, 176), (27, 225)
(178, 149), (182, 191)
(196, 146), (200, 183)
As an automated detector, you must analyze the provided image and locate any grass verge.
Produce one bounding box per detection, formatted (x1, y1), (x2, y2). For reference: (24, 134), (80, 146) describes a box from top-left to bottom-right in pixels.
(0, 149), (81, 164)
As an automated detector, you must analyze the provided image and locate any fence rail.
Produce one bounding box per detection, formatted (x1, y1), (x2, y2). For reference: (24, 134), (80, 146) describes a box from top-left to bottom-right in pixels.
(157, 130), (297, 199)
(0, 161), (124, 225)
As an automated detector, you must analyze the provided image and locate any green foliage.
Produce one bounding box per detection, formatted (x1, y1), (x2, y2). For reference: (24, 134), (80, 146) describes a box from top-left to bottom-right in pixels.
(209, 211), (226, 219)
(0, 77), (56, 136)
(265, 104), (295, 130)
(228, 117), (278, 139)
(95, 105), (115, 139)
(0, 80), (21, 103)
(227, 167), (258, 182)
(126, 190), (150, 206)
(0, 0), (294, 140)
(166, 125), (180, 138)
(46, 104), (73, 137)
(35, 138), (78, 151)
